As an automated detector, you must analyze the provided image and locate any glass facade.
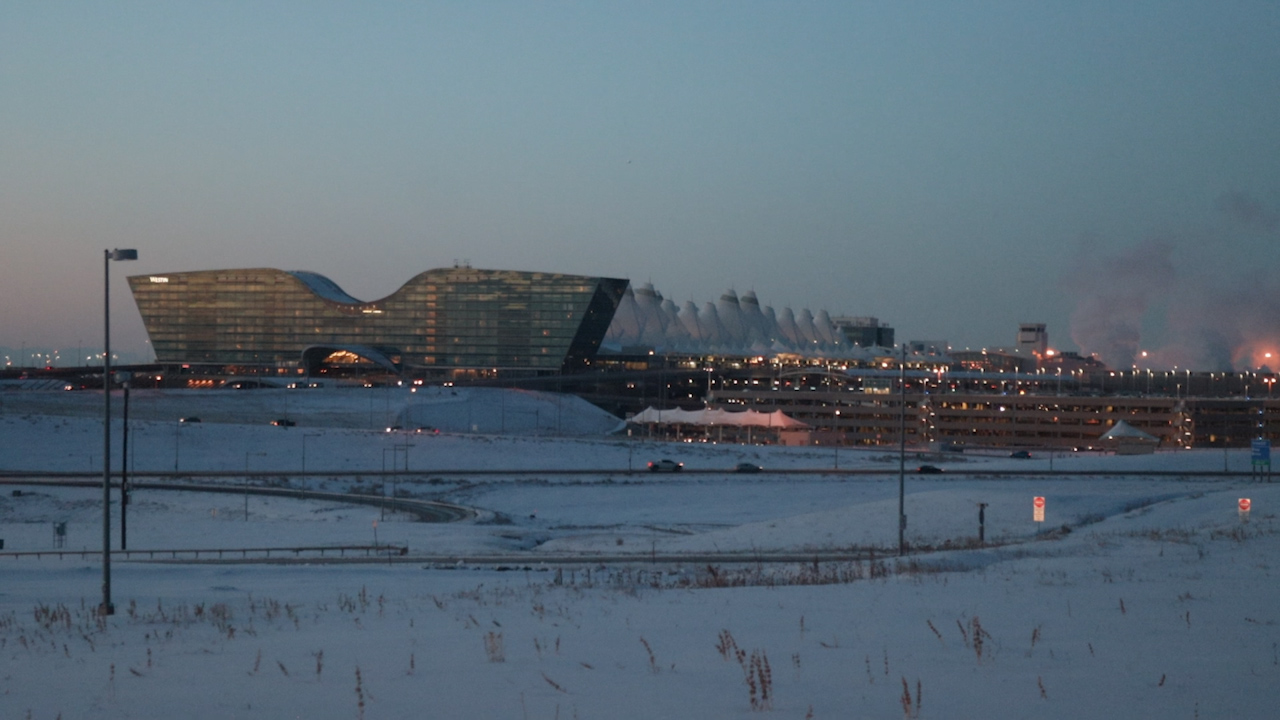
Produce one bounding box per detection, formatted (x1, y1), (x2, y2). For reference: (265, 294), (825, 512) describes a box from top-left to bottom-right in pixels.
(128, 268), (628, 372)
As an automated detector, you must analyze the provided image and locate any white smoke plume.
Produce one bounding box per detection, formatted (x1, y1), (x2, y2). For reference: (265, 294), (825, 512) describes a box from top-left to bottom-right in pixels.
(1064, 238), (1175, 369)
(1065, 194), (1280, 370)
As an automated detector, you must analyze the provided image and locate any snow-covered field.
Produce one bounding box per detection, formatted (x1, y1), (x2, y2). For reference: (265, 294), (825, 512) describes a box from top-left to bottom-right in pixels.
(1, 388), (1277, 718)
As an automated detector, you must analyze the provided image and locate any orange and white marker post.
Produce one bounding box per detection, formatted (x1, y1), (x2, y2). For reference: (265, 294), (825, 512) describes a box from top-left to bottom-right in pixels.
(1033, 496), (1046, 523)
(1239, 498), (1251, 522)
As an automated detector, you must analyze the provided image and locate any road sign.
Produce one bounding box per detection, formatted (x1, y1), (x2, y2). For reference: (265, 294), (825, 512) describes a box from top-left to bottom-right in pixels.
(1251, 439), (1270, 467)
(1033, 496), (1045, 523)
(1239, 498), (1252, 513)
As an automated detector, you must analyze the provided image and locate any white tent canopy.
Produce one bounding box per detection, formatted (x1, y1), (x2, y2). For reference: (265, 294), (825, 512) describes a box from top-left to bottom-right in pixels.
(629, 406), (808, 429)
(603, 284), (871, 359)
(1100, 420), (1159, 442)
(1099, 420), (1160, 454)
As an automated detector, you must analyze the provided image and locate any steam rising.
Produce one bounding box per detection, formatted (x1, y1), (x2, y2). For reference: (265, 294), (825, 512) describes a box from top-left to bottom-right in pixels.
(1066, 194), (1280, 371)
(1217, 191), (1280, 233)
(1064, 238), (1175, 369)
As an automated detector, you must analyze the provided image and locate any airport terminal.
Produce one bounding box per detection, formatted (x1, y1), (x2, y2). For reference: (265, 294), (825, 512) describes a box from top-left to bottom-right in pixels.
(5, 264), (1279, 452)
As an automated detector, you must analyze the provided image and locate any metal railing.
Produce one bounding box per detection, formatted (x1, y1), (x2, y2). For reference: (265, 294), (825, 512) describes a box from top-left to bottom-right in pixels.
(0, 543), (408, 561)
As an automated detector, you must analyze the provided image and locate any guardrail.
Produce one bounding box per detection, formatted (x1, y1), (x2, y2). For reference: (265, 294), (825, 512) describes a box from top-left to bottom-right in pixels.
(0, 544), (408, 561)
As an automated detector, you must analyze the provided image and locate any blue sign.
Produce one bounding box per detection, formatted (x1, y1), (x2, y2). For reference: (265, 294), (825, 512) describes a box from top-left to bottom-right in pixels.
(1251, 438), (1270, 466)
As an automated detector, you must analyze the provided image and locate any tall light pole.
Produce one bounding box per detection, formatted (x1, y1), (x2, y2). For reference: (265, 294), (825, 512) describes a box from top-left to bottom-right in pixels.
(898, 344), (907, 557)
(102, 248), (137, 616)
(245, 451), (266, 521)
(120, 373), (132, 550)
(302, 433), (322, 473)
(381, 447), (392, 520)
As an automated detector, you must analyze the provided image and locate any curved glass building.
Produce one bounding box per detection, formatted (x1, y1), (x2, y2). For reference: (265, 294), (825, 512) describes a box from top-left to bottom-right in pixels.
(127, 267), (628, 374)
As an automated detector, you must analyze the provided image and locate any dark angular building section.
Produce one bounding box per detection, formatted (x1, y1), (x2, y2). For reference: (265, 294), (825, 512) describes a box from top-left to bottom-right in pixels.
(127, 267), (628, 374)
(831, 316), (894, 349)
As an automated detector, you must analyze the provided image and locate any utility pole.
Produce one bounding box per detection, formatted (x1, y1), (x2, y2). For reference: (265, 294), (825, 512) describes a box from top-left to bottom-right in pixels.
(898, 344), (907, 557)
(120, 375), (131, 549)
(101, 247), (137, 616)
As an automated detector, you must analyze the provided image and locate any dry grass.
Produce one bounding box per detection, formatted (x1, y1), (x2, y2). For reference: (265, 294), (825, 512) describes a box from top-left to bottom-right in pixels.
(717, 629), (773, 711)
(354, 666), (365, 720)
(484, 631), (505, 662)
(898, 676), (923, 718)
(968, 616), (991, 663)
(639, 636), (659, 673)
(542, 672), (568, 694)
(741, 649), (773, 711)
(716, 629), (738, 660)
(926, 619), (944, 645)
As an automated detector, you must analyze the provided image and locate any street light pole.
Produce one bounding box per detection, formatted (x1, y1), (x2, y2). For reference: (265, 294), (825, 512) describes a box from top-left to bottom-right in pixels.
(244, 451), (265, 521)
(898, 344), (907, 557)
(101, 248), (136, 616)
(120, 374), (131, 550)
(302, 433), (321, 473)
(381, 447), (391, 520)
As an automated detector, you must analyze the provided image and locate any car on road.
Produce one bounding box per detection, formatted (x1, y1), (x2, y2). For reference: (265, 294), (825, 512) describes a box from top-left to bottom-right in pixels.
(414, 426), (439, 434)
(647, 459), (683, 472)
(917, 464), (944, 474)
(733, 462), (762, 473)
(1010, 450), (1032, 459)
(271, 418), (296, 427)
(385, 425), (403, 432)
(179, 416), (201, 423)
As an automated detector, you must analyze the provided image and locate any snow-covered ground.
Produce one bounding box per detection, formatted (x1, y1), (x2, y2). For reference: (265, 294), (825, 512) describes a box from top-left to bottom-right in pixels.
(1, 388), (1277, 718)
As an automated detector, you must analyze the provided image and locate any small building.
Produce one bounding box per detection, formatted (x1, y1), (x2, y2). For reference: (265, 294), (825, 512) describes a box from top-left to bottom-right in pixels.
(832, 316), (894, 348)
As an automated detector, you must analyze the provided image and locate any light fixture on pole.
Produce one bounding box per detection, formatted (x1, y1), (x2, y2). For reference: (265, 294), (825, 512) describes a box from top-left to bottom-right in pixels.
(102, 248), (137, 616)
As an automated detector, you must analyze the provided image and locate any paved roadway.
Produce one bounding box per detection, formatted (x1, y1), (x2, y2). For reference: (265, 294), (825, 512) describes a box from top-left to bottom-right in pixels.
(0, 476), (473, 523)
(133, 547), (975, 567)
(2, 468), (1259, 567)
(0, 467), (1265, 479)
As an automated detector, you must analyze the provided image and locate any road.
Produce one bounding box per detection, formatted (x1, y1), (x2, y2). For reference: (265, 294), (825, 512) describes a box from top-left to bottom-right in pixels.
(0, 477), (474, 523)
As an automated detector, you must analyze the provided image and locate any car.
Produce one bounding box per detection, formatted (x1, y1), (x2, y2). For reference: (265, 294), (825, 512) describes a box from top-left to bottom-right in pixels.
(917, 464), (944, 474)
(647, 459), (683, 472)
(385, 425), (403, 433)
(271, 418), (296, 427)
(733, 462), (762, 473)
(179, 416), (201, 423)
(1010, 450), (1032, 459)
(414, 426), (439, 434)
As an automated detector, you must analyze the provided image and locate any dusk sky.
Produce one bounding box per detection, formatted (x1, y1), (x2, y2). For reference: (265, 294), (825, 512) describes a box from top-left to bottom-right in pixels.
(3, 2), (1278, 368)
